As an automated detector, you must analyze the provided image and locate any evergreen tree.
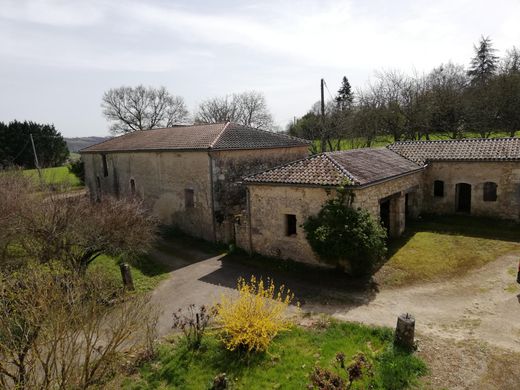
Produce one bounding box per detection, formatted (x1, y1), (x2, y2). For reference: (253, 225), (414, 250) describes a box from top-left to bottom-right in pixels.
(0, 121), (69, 168)
(467, 36), (499, 84)
(335, 76), (354, 111)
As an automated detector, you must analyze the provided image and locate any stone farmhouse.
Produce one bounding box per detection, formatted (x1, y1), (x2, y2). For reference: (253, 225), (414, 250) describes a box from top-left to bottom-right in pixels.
(82, 128), (520, 266)
(80, 123), (310, 242)
(242, 138), (520, 264)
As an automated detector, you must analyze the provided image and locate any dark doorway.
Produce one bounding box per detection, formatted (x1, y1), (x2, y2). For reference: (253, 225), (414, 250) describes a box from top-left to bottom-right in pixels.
(380, 199), (390, 235)
(456, 183), (471, 213)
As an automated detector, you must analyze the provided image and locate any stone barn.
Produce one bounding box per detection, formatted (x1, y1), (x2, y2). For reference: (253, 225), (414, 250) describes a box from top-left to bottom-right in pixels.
(240, 138), (520, 265)
(241, 148), (423, 264)
(80, 122), (310, 242)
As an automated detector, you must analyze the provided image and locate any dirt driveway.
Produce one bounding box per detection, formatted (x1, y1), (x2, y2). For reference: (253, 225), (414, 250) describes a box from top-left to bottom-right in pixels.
(149, 239), (520, 389)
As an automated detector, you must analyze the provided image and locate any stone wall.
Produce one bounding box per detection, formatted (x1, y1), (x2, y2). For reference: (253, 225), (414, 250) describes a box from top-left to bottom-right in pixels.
(244, 171), (423, 264)
(81, 145), (309, 244)
(245, 184), (333, 265)
(211, 146), (309, 242)
(82, 151), (215, 241)
(423, 161), (520, 220)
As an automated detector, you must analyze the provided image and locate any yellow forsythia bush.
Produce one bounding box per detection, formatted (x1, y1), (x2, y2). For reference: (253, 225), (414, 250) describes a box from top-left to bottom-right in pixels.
(215, 276), (296, 353)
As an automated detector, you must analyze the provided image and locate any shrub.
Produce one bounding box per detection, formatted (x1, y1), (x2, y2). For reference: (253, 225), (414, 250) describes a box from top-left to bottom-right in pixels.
(68, 159), (85, 185)
(0, 262), (157, 389)
(303, 189), (387, 275)
(215, 276), (295, 354)
(172, 304), (212, 350)
(309, 366), (346, 389)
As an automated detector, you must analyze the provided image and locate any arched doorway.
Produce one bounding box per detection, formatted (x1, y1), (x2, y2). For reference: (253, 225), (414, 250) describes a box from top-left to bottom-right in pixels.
(455, 183), (471, 213)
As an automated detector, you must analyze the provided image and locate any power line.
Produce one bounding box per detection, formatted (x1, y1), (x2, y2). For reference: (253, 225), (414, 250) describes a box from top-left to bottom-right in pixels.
(323, 80), (335, 102)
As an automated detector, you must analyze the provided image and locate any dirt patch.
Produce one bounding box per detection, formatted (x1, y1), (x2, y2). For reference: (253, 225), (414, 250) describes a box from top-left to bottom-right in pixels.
(416, 335), (520, 390)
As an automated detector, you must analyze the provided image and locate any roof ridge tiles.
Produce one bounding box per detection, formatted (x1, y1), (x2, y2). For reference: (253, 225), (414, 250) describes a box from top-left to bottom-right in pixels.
(209, 122), (230, 149)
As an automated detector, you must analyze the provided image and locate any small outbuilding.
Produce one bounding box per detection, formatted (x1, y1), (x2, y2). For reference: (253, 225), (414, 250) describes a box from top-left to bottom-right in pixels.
(240, 138), (520, 265)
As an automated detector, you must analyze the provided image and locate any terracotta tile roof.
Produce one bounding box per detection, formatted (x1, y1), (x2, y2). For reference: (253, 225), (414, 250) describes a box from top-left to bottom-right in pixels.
(80, 122), (310, 153)
(388, 138), (520, 165)
(244, 148), (422, 187)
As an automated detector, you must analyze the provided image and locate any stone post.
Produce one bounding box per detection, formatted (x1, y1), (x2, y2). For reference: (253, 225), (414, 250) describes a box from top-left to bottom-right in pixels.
(395, 313), (415, 350)
(119, 262), (135, 291)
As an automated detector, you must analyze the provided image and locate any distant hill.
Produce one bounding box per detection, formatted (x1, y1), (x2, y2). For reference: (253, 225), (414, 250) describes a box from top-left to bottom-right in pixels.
(65, 136), (110, 152)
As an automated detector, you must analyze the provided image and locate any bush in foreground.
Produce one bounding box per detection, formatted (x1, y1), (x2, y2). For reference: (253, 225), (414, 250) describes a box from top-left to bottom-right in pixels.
(215, 276), (296, 354)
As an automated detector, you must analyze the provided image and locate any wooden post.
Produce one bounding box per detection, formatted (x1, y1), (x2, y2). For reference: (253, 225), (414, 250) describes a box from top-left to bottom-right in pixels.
(395, 313), (415, 350)
(119, 262), (135, 291)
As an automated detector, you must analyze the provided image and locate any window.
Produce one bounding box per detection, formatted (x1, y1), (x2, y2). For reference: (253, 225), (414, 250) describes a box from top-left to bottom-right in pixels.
(433, 180), (444, 197)
(102, 154), (108, 177)
(185, 189), (194, 208)
(285, 214), (297, 236)
(483, 182), (497, 202)
(130, 179), (136, 196)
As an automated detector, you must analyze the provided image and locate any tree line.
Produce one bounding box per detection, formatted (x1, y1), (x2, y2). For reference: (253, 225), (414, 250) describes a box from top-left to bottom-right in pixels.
(0, 120), (69, 168)
(288, 36), (520, 151)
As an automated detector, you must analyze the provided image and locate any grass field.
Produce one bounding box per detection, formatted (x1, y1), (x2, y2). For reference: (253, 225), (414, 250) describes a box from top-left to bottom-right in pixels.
(24, 165), (83, 188)
(89, 254), (170, 293)
(124, 321), (426, 390)
(377, 215), (520, 287)
(315, 131), (517, 151)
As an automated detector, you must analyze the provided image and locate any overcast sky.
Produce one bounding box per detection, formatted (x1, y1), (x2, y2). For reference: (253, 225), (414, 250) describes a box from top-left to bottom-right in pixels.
(1, 0), (519, 137)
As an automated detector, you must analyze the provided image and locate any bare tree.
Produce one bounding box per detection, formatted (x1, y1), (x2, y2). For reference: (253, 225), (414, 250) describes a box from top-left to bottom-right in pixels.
(101, 85), (189, 134)
(501, 46), (520, 74)
(0, 172), (157, 273)
(19, 195), (157, 273)
(0, 264), (157, 390)
(195, 91), (274, 129)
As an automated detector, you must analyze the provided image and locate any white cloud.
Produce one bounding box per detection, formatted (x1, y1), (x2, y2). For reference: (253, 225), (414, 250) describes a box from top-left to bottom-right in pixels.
(0, 0), (106, 27)
(1, 0), (519, 135)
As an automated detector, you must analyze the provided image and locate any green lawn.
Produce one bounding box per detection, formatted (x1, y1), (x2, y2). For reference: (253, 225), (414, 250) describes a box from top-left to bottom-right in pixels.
(89, 254), (170, 293)
(378, 215), (520, 287)
(315, 131), (517, 151)
(24, 165), (83, 188)
(124, 321), (426, 390)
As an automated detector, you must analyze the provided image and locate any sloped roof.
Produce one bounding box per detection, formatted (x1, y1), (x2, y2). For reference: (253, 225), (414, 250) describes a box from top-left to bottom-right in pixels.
(388, 138), (520, 165)
(244, 148), (422, 187)
(80, 122), (310, 153)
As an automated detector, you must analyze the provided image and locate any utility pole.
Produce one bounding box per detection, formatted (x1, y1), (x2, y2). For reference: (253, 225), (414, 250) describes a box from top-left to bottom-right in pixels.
(29, 133), (43, 183)
(320, 78), (326, 153)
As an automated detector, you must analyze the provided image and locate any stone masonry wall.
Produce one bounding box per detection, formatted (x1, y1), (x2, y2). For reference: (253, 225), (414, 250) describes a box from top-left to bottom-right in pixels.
(246, 185), (333, 265)
(245, 171), (423, 264)
(423, 161), (520, 220)
(82, 151), (215, 241)
(211, 146), (309, 242)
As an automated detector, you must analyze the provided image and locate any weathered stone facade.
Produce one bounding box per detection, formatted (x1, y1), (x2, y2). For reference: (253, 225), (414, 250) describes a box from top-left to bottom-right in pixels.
(82, 146), (309, 242)
(82, 151), (216, 240)
(423, 161), (520, 220)
(211, 147), (310, 242)
(244, 170), (423, 264)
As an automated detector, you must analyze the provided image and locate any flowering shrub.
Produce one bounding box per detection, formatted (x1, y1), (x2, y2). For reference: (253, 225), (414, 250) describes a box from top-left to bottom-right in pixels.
(215, 276), (295, 353)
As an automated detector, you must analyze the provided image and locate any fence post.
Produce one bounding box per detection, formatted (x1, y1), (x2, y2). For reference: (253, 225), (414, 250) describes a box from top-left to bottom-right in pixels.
(395, 313), (415, 350)
(119, 262), (135, 291)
